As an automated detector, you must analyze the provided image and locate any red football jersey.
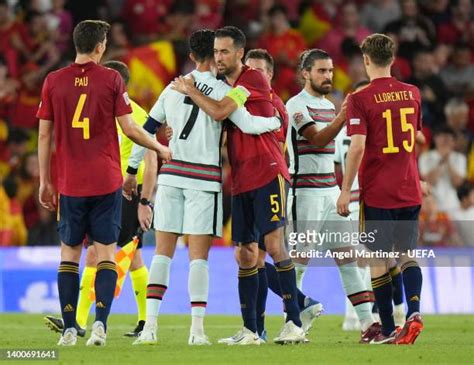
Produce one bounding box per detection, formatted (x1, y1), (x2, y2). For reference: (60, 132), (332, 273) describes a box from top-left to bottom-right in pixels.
(347, 77), (422, 209)
(37, 62), (132, 197)
(227, 66), (290, 195)
(271, 90), (288, 144)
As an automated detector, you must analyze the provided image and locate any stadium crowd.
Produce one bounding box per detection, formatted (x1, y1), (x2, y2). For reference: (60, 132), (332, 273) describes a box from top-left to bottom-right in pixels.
(0, 0), (473, 247)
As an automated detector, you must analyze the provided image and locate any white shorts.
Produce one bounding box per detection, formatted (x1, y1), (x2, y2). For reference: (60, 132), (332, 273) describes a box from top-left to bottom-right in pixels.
(154, 185), (222, 237)
(287, 189), (359, 251)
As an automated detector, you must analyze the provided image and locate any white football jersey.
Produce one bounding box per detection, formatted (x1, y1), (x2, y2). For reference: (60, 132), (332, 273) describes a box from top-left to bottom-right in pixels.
(286, 89), (338, 195)
(129, 69), (281, 192)
(334, 126), (360, 203)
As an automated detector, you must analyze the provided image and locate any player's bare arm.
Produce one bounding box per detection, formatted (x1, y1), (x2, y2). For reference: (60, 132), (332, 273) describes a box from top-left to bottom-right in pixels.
(37, 119), (57, 211)
(337, 134), (366, 217)
(138, 149), (158, 232)
(171, 75), (238, 121)
(296, 97), (347, 147)
(117, 113), (171, 161)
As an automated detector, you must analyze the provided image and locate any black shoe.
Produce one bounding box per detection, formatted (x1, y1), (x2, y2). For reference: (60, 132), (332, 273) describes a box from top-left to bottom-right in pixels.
(44, 315), (86, 337)
(124, 320), (145, 337)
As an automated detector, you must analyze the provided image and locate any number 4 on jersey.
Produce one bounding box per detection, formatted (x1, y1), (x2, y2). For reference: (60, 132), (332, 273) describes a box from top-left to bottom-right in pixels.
(72, 93), (90, 140)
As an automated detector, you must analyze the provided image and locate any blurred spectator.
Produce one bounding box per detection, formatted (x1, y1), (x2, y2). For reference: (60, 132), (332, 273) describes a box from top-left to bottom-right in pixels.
(297, 0), (339, 46)
(257, 4), (306, 101)
(316, 2), (370, 65)
(360, 0), (401, 33)
(419, 126), (466, 211)
(121, 0), (173, 43)
(432, 43), (452, 73)
(0, 56), (19, 120)
(437, 0), (474, 48)
(419, 0), (450, 26)
(406, 49), (448, 128)
(418, 194), (461, 246)
(440, 43), (474, 96)
(386, 32), (412, 80)
(384, 0), (436, 61)
(161, 1), (195, 42)
(193, 0), (225, 30)
(450, 182), (474, 246)
(15, 151), (40, 229)
(0, 175), (27, 245)
(27, 205), (59, 245)
(102, 19), (132, 63)
(0, 0), (27, 78)
(50, 0), (73, 53)
(444, 98), (471, 154)
(2, 128), (29, 177)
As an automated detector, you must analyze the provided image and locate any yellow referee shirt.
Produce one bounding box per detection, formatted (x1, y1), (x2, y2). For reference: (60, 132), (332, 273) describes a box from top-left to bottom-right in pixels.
(117, 100), (147, 184)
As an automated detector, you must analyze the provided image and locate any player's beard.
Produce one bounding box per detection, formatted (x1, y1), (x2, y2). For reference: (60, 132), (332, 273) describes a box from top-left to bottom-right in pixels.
(217, 62), (236, 77)
(310, 79), (332, 95)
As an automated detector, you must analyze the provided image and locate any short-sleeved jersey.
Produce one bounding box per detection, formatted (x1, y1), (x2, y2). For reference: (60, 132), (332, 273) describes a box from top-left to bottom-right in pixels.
(347, 77), (422, 209)
(334, 126), (360, 202)
(286, 89), (338, 195)
(117, 100), (147, 184)
(37, 62), (132, 197)
(227, 66), (290, 195)
(151, 71), (228, 192)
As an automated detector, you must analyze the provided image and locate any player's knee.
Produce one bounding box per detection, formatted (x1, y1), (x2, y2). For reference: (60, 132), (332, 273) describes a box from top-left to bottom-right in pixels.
(257, 249), (266, 268)
(238, 244), (258, 268)
(60, 243), (82, 263)
(94, 242), (116, 263)
(369, 258), (389, 277)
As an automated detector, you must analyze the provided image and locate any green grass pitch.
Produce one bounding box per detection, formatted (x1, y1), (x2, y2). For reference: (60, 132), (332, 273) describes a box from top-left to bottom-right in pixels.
(1, 314), (473, 364)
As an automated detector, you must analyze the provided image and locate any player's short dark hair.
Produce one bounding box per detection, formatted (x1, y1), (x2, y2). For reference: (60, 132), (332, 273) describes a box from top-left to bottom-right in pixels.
(244, 48), (274, 73)
(299, 49), (331, 71)
(0, 0), (8, 7)
(457, 181), (474, 202)
(215, 26), (246, 49)
(73, 20), (110, 54)
(353, 80), (370, 90)
(103, 60), (130, 85)
(360, 33), (395, 67)
(189, 29), (215, 62)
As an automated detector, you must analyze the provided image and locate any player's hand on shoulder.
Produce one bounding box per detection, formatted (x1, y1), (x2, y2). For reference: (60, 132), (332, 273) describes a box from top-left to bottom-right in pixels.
(122, 173), (138, 201)
(336, 190), (351, 217)
(171, 75), (195, 95)
(39, 182), (57, 211)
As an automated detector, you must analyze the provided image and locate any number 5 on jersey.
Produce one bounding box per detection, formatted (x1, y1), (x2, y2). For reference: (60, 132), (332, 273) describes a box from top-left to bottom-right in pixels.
(72, 93), (90, 140)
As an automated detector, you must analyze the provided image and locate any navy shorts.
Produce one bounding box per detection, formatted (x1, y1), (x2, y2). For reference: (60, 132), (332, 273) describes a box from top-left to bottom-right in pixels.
(58, 188), (122, 246)
(361, 203), (421, 253)
(232, 175), (288, 245)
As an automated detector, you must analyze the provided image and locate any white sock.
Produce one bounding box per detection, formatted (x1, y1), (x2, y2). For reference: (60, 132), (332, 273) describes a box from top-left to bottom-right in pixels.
(294, 263), (307, 291)
(188, 259), (209, 336)
(338, 261), (374, 331)
(145, 255), (171, 329)
(345, 298), (358, 319)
